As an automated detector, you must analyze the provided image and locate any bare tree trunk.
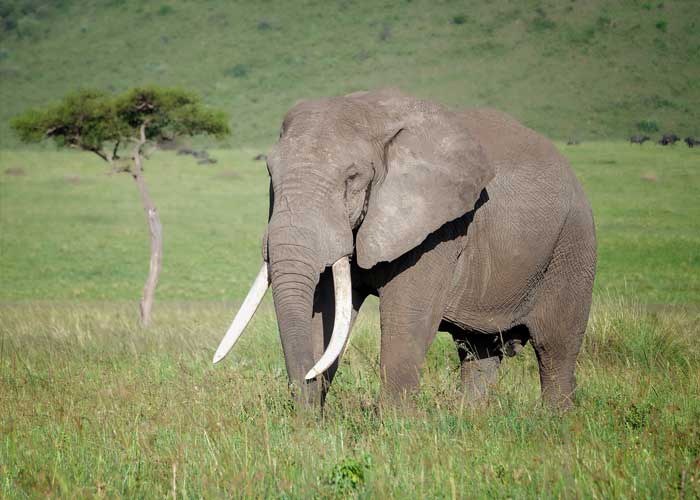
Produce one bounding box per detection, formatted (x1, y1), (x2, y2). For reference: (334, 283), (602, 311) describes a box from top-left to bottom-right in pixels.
(131, 124), (162, 327)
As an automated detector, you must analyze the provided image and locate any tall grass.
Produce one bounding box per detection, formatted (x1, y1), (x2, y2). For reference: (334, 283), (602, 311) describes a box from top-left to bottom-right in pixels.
(1, 298), (698, 497)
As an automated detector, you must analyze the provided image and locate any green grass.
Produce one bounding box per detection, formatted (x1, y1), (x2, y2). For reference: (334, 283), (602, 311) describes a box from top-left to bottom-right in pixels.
(0, 300), (698, 497)
(0, 142), (699, 497)
(1, 0), (699, 147)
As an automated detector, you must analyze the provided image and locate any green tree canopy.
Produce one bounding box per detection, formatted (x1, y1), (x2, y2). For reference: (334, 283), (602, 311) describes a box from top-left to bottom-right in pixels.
(11, 86), (230, 160)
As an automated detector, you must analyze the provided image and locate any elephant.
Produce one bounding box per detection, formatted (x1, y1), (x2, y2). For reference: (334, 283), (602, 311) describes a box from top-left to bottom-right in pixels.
(214, 88), (597, 410)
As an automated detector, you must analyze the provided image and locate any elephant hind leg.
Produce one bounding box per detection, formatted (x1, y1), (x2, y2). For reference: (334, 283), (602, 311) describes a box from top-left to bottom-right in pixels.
(526, 281), (591, 410)
(446, 323), (530, 404)
(525, 204), (596, 410)
(526, 318), (584, 411)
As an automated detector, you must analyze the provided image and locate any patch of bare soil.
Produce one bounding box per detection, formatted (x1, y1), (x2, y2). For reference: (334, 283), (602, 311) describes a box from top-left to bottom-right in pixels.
(215, 170), (241, 180)
(64, 175), (82, 184)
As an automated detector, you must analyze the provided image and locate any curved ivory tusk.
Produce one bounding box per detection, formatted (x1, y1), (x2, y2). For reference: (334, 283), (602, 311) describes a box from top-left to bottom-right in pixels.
(305, 256), (352, 380)
(213, 263), (269, 364)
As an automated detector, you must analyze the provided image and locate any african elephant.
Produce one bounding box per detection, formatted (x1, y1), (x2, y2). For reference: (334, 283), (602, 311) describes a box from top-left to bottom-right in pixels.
(214, 88), (596, 410)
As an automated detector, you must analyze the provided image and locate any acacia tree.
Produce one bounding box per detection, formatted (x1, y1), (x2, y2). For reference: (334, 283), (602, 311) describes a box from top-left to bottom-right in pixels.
(12, 87), (230, 325)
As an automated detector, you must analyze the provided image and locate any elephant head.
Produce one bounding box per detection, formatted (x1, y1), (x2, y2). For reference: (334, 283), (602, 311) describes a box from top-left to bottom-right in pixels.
(214, 88), (494, 404)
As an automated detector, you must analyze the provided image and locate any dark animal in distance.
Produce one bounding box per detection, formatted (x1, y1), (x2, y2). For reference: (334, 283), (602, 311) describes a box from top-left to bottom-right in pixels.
(4, 167), (25, 176)
(684, 137), (699, 148)
(630, 135), (650, 145)
(177, 148), (217, 164)
(177, 148), (210, 158)
(659, 134), (679, 145)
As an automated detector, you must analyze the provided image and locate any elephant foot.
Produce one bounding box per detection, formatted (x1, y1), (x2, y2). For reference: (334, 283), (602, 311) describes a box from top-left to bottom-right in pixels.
(460, 355), (501, 405)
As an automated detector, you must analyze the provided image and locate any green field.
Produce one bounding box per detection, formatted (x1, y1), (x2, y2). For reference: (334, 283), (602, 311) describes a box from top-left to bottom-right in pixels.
(2, 143), (699, 303)
(1, 143), (699, 497)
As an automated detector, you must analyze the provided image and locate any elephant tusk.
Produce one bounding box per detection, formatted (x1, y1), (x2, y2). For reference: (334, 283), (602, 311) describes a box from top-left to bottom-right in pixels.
(213, 263), (269, 364)
(305, 256), (352, 380)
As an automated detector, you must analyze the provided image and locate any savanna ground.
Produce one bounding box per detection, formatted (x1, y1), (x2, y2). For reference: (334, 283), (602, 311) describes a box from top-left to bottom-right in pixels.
(1, 143), (699, 498)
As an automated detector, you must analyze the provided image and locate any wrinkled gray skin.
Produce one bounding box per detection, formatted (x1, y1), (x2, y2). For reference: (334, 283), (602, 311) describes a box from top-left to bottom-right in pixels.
(262, 88), (596, 410)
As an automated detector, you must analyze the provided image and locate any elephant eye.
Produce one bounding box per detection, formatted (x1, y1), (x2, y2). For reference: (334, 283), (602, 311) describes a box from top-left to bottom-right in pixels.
(345, 162), (361, 181)
(345, 170), (361, 194)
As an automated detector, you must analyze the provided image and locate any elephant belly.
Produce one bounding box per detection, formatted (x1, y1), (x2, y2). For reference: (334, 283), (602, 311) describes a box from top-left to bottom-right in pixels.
(443, 167), (569, 333)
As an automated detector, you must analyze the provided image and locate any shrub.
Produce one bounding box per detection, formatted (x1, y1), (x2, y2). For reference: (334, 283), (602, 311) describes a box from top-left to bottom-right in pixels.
(655, 20), (667, 32)
(157, 5), (173, 16)
(325, 455), (372, 495)
(596, 15), (612, 31)
(636, 120), (659, 133)
(225, 64), (249, 78)
(529, 8), (556, 32)
(451, 15), (467, 25)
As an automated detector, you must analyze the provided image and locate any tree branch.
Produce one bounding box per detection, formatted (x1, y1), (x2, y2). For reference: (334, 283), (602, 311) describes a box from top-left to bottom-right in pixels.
(88, 148), (109, 163)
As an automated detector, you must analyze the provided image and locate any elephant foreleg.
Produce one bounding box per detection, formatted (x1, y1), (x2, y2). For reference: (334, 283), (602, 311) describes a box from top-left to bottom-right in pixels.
(377, 239), (460, 403)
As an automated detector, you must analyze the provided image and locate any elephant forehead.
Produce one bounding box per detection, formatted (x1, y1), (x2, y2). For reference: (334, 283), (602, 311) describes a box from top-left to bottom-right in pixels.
(284, 97), (378, 136)
(273, 133), (376, 171)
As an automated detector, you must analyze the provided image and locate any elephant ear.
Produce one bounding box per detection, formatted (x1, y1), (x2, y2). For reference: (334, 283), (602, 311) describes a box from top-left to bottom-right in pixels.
(355, 106), (494, 269)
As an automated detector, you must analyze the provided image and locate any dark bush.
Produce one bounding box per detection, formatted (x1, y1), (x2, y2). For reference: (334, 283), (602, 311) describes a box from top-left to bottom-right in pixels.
(636, 120), (659, 133)
(157, 5), (174, 16)
(225, 64), (249, 78)
(451, 15), (467, 25)
(529, 8), (556, 32)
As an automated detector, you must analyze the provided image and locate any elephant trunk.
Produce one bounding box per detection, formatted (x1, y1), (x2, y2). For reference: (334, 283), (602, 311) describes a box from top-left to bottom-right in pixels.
(267, 224), (322, 404)
(266, 177), (355, 405)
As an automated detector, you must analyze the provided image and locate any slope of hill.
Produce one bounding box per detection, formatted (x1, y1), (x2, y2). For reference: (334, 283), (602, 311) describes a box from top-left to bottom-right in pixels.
(1, 0), (699, 147)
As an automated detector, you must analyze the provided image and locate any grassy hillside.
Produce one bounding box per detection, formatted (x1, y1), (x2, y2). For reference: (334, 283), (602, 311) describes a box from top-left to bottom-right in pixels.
(1, 0), (699, 147)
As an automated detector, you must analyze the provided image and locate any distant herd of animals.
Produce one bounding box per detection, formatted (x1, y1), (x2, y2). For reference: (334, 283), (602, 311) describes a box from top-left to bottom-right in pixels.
(176, 148), (218, 164)
(177, 138), (697, 168)
(629, 134), (699, 147)
(565, 134), (698, 147)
